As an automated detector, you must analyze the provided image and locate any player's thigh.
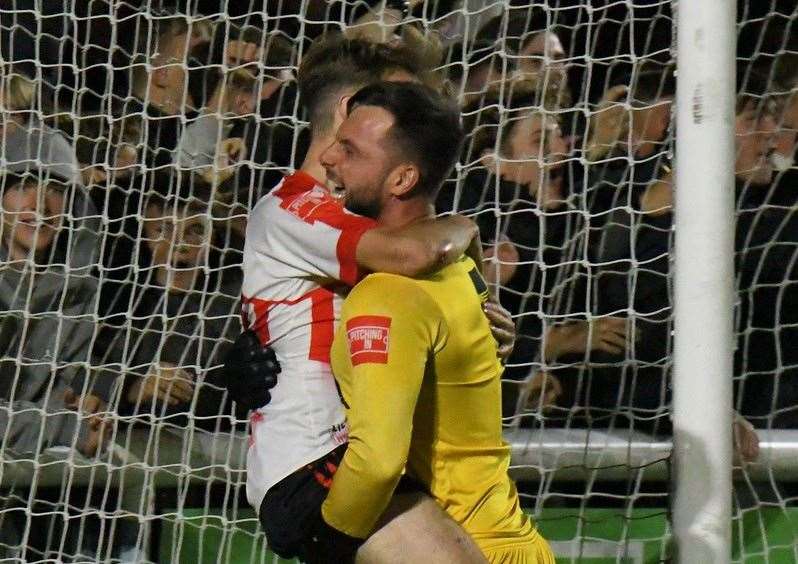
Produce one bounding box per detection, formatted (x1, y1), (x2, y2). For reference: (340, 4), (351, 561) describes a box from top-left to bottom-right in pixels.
(355, 491), (487, 564)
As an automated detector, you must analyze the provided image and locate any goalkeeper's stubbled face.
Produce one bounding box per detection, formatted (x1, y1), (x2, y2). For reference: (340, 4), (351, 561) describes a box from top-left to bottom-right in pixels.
(320, 105), (398, 220)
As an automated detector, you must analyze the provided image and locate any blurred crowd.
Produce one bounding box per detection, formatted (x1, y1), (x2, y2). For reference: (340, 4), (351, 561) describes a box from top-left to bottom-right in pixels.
(0, 0), (795, 557)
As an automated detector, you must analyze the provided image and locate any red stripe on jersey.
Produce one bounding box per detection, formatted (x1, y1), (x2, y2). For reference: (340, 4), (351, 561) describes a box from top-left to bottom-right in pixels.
(309, 288), (335, 363)
(275, 172), (375, 286)
(241, 295), (272, 345)
(241, 287), (336, 363)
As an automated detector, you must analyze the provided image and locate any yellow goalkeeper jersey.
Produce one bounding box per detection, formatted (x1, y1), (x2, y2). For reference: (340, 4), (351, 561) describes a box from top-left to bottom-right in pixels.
(322, 255), (544, 555)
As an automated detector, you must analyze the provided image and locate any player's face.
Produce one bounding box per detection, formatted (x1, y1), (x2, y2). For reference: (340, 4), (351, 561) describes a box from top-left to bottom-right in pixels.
(735, 101), (777, 186)
(500, 111), (567, 204)
(320, 105), (398, 219)
(1, 179), (64, 257)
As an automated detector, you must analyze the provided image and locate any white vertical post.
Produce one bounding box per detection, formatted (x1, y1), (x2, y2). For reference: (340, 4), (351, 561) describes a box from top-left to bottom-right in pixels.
(673, 0), (736, 562)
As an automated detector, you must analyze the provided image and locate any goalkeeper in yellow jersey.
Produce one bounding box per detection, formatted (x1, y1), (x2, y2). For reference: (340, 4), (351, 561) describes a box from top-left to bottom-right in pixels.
(315, 82), (554, 563)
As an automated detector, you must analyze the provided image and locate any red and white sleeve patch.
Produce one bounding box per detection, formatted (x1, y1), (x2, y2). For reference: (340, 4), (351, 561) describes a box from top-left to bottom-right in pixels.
(346, 315), (391, 366)
(280, 187), (334, 223)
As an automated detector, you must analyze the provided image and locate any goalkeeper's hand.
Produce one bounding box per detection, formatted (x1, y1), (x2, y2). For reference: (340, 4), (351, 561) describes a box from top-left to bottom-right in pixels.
(306, 508), (363, 564)
(221, 330), (280, 410)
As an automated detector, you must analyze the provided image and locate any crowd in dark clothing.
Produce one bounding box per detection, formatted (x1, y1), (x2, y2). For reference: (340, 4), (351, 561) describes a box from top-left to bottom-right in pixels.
(0, 0), (793, 450)
(0, 0), (795, 560)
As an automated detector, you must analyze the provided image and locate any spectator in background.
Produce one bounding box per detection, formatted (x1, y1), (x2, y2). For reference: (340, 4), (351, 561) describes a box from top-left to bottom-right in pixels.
(176, 23), (299, 241)
(0, 134), (109, 458)
(580, 62), (675, 258)
(99, 171), (244, 433)
(734, 67), (796, 429)
(453, 82), (628, 419)
(0, 69), (81, 187)
(762, 48), (798, 207)
(570, 67), (778, 436)
(177, 25), (295, 175)
(127, 13), (281, 170)
(447, 6), (570, 111)
(475, 8), (569, 101)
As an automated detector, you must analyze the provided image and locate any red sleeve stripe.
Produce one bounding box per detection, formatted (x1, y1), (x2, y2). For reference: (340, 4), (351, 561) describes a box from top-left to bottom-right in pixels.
(274, 172), (376, 287)
(308, 288), (335, 364)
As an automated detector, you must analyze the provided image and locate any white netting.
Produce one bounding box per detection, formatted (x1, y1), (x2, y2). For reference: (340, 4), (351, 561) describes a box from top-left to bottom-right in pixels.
(0, 1), (795, 562)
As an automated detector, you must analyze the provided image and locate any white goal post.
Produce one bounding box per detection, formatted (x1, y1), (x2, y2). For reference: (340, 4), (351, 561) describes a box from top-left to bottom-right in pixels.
(672, 0), (736, 562)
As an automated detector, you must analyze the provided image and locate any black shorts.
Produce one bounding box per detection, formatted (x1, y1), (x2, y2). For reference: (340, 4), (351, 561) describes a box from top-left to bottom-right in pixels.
(258, 444), (347, 563)
(258, 444), (426, 563)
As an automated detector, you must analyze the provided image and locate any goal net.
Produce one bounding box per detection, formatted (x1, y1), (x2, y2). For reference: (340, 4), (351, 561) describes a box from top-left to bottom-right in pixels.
(0, 1), (795, 562)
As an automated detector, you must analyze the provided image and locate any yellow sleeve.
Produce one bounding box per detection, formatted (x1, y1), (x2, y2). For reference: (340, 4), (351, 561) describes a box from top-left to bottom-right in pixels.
(322, 275), (446, 538)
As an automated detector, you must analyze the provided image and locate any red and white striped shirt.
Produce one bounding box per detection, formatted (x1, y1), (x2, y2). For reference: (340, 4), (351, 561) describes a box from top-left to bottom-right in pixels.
(241, 171), (375, 509)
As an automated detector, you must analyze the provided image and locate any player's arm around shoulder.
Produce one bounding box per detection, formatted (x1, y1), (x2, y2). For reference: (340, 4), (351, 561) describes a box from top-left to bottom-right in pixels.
(356, 215), (478, 278)
(321, 274), (446, 540)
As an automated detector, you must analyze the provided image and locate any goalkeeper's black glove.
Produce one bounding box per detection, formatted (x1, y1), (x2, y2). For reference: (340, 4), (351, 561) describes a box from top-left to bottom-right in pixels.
(305, 508), (363, 564)
(221, 330), (280, 410)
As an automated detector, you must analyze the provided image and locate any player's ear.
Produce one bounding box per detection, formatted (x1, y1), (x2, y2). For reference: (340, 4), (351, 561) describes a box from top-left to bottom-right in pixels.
(387, 163), (419, 197)
(336, 95), (352, 123)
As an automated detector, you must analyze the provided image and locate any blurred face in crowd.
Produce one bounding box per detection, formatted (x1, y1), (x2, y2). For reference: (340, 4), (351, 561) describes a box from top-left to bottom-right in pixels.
(494, 111), (568, 206)
(735, 100), (778, 186)
(515, 32), (567, 87)
(320, 105), (400, 219)
(772, 92), (798, 170)
(464, 58), (503, 104)
(1, 178), (65, 261)
(149, 27), (200, 113)
(143, 202), (211, 270)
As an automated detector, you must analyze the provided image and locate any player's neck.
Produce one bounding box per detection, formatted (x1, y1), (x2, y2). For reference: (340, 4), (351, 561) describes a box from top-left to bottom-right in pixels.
(377, 197), (436, 229)
(299, 135), (334, 187)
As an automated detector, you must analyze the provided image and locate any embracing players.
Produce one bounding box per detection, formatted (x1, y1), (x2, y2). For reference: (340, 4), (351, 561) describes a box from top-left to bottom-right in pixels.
(235, 34), (515, 563)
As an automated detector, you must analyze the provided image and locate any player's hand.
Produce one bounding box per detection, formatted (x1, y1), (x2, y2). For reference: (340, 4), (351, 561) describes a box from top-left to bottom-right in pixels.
(733, 414), (760, 464)
(586, 85), (629, 161)
(221, 330), (280, 410)
(483, 301), (515, 362)
(127, 362), (195, 406)
(306, 508), (363, 564)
